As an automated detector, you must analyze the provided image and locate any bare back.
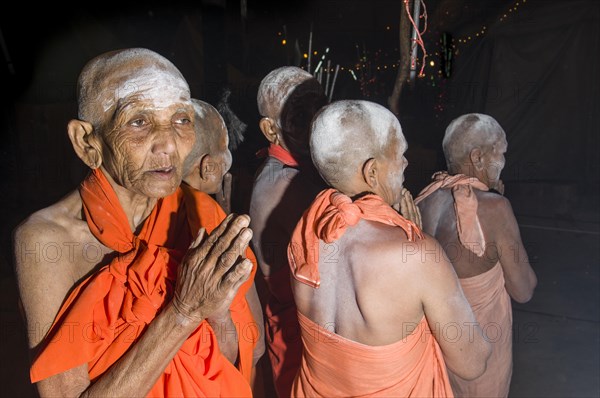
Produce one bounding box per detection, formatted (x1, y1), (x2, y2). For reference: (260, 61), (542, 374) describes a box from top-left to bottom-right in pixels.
(14, 190), (113, 350)
(419, 189), (500, 278)
(419, 188), (537, 303)
(291, 218), (492, 378)
(294, 220), (443, 345)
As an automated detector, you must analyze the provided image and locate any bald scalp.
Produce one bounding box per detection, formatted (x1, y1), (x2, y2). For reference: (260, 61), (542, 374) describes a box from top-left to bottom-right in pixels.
(77, 48), (190, 130)
(310, 100), (404, 190)
(257, 66), (313, 121)
(442, 113), (506, 170)
(183, 99), (229, 172)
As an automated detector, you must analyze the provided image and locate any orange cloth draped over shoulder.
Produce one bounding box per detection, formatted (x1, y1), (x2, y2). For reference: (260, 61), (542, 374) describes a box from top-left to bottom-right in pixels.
(288, 188), (453, 397)
(30, 169), (258, 397)
(415, 171), (489, 256)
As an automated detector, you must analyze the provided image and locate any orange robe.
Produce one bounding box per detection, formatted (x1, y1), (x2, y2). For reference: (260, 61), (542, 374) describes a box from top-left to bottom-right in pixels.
(450, 263), (512, 398)
(416, 172), (513, 397)
(30, 169), (258, 397)
(294, 312), (451, 398)
(288, 188), (453, 397)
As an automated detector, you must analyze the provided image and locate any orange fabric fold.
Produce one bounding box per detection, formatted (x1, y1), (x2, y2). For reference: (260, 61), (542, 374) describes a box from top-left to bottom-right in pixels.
(293, 312), (453, 397)
(448, 262), (513, 397)
(263, 266), (302, 398)
(30, 169), (258, 397)
(288, 188), (423, 288)
(415, 171), (489, 257)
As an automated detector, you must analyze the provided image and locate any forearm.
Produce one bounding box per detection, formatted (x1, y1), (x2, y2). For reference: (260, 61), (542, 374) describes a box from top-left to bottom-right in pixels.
(81, 304), (196, 397)
(207, 311), (239, 365)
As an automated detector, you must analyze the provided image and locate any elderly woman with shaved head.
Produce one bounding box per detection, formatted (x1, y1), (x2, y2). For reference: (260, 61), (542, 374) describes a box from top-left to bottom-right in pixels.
(415, 113), (537, 397)
(288, 100), (491, 397)
(14, 48), (262, 397)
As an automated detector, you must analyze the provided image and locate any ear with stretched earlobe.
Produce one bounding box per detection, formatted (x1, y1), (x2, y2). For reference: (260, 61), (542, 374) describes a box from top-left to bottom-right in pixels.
(199, 154), (215, 182)
(469, 147), (484, 171)
(362, 158), (378, 189)
(67, 119), (102, 169)
(259, 117), (281, 145)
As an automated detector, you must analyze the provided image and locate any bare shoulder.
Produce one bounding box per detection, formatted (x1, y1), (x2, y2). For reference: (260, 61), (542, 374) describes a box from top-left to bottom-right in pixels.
(476, 191), (518, 230)
(13, 192), (82, 260)
(362, 223), (448, 274)
(476, 190), (513, 212)
(13, 191), (91, 348)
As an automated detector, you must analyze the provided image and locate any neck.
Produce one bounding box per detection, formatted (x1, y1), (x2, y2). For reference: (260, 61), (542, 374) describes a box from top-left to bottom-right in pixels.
(101, 167), (158, 232)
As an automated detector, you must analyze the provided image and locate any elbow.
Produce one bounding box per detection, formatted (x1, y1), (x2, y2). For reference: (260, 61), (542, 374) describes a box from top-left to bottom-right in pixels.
(512, 290), (534, 304)
(511, 276), (538, 304)
(448, 338), (492, 380)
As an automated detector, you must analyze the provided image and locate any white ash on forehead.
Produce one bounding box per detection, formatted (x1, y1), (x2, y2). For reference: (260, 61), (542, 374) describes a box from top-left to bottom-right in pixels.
(77, 48), (190, 124)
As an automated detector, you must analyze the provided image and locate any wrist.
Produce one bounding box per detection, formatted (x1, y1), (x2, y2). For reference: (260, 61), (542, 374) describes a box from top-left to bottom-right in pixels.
(207, 311), (232, 325)
(170, 297), (204, 328)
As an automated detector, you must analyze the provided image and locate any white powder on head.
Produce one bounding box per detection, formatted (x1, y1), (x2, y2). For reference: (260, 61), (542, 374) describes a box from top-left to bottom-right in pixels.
(257, 66), (313, 120)
(442, 113), (506, 164)
(310, 100), (405, 186)
(101, 66), (190, 113)
(78, 48), (191, 125)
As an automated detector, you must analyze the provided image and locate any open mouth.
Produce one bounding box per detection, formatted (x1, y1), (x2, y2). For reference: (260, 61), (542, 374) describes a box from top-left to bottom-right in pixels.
(148, 166), (176, 180)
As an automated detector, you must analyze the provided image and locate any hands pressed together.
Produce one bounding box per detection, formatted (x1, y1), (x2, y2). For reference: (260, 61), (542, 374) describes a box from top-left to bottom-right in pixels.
(172, 213), (253, 325)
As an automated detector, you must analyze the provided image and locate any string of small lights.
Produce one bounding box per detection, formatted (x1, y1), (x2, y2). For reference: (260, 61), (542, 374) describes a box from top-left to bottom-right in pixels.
(273, 0), (528, 99)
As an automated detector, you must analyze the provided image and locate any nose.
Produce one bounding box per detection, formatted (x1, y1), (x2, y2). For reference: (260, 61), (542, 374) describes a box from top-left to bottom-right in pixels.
(151, 124), (177, 156)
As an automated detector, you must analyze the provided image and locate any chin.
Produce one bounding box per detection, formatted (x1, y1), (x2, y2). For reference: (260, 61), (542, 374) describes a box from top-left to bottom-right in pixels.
(142, 181), (181, 198)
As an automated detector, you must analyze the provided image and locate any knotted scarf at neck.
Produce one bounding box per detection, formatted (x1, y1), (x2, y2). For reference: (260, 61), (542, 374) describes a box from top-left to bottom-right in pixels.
(415, 171), (489, 257)
(288, 188), (423, 288)
(79, 168), (189, 323)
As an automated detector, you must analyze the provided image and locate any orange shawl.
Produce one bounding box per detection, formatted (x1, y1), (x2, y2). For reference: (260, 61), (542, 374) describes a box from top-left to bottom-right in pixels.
(30, 169), (258, 397)
(415, 172), (489, 257)
(288, 188), (422, 288)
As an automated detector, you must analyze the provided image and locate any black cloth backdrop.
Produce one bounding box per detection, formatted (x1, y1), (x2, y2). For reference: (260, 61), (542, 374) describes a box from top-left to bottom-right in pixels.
(1, 0), (598, 276)
(444, 0), (599, 187)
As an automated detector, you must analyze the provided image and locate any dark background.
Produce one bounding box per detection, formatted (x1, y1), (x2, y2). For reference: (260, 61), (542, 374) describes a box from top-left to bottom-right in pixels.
(1, 0), (598, 396)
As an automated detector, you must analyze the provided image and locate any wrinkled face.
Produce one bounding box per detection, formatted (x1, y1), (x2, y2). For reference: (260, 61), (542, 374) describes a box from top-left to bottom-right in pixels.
(481, 136), (507, 189)
(377, 130), (408, 207)
(97, 67), (195, 198)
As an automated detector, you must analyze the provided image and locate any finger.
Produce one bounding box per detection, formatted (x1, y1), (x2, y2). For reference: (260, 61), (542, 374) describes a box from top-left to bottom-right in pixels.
(221, 258), (253, 294)
(191, 228), (206, 249)
(223, 173), (232, 196)
(213, 228), (253, 278)
(207, 219), (252, 267)
(400, 192), (409, 216)
(202, 213), (236, 249)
